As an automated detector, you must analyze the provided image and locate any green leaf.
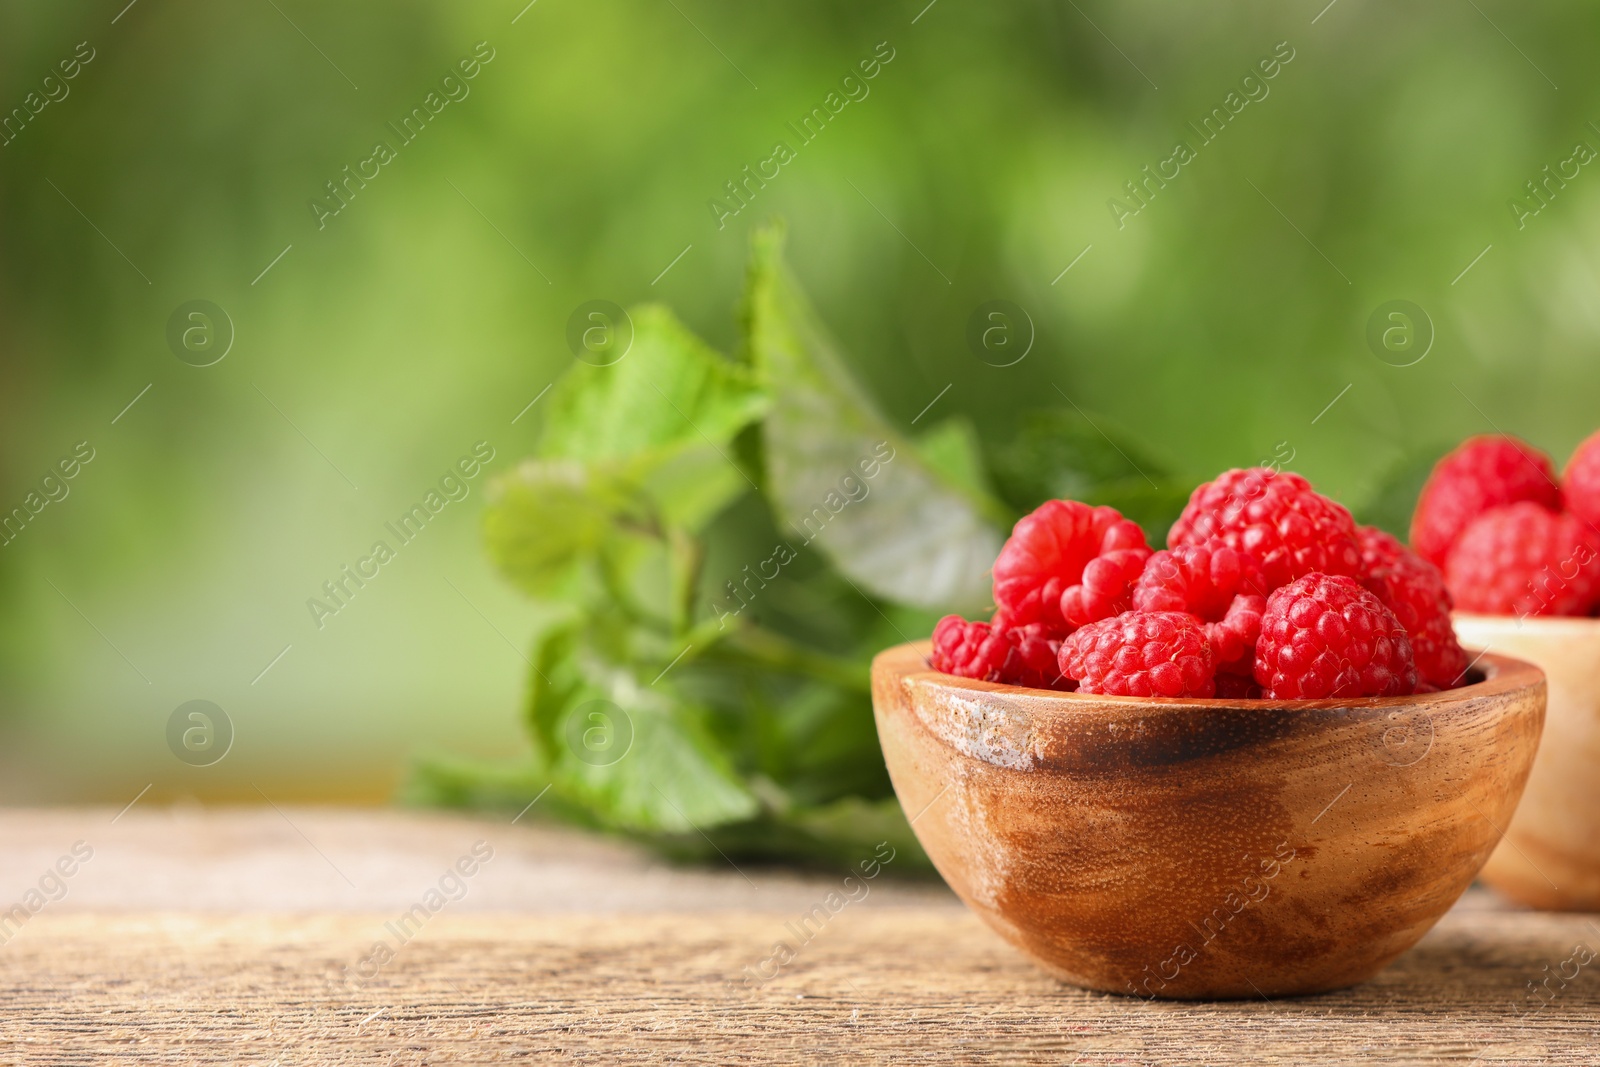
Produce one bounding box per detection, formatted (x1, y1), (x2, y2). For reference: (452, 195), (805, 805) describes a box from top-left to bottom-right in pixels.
(1358, 444), (1453, 540)
(484, 307), (763, 601)
(401, 752), (933, 872)
(562, 699), (759, 833)
(986, 407), (1189, 543)
(634, 440), (752, 532)
(539, 303), (767, 464)
(482, 459), (649, 598)
(1095, 483), (1192, 547)
(699, 797), (933, 870)
(766, 678), (892, 807)
(742, 223), (1006, 612)
(778, 796), (928, 868)
(398, 753), (549, 811)
(987, 407), (1169, 506)
(533, 304), (766, 538)
(525, 620), (759, 834)
(915, 415), (995, 503)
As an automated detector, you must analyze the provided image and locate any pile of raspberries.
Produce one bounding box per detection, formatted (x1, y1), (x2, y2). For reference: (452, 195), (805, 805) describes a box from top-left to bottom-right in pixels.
(1415, 433), (1600, 619)
(933, 434), (1600, 699)
(932, 466), (1462, 700)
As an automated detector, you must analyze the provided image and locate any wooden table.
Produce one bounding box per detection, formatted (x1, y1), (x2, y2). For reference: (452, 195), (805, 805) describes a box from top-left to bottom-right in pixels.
(1, 807), (1597, 1065)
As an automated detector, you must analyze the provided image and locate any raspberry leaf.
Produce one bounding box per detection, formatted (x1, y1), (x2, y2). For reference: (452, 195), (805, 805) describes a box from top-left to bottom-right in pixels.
(915, 415), (998, 503)
(743, 224), (1006, 612)
(522, 620), (759, 833)
(539, 303), (767, 465)
(986, 408), (1189, 542)
(487, 309), (767, 605)
(482, 458), (651, 598)
(538, 303), (768, 533)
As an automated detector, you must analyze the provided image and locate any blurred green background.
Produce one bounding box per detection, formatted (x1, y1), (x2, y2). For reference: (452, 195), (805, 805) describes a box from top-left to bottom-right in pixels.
(3, 0), (1598, 804)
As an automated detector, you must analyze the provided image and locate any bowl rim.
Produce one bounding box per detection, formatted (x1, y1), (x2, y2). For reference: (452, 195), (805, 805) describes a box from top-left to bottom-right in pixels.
(875, 640), (1544, 713)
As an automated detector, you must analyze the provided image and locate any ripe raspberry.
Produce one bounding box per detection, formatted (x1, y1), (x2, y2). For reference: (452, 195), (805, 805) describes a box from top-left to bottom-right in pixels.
(1057, 611), (1216, 698)
(1562, 430), (1600, 531)
(930, 616), (1066, 690)
(1206, 593), (1266, 675)
(1410, 435), (1560, 568)
(1254, 573), (1418, 699)
(1358, 524), (1407, 568)
(1001, 622), (1069, 690)
(1133, 542), (1267, 674)
(932, 615), (1009, 681)
(1357, 526), (1469, 690)
(992, 500), (1149, 631)
(1444, 503), (1600, 617)
(1133, 542), (1268, 619)
(1168, 468), (1361, 589)
(1060, 549), (1151, 628)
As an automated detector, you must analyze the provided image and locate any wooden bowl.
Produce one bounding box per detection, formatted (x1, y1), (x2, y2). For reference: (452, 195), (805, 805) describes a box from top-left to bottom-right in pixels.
(871, 641), (1545, 999)
(1452, 613), (1600, 910)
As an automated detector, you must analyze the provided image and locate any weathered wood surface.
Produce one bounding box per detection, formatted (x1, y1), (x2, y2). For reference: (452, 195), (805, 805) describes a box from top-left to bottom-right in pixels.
(1, 807), (1598, 1065)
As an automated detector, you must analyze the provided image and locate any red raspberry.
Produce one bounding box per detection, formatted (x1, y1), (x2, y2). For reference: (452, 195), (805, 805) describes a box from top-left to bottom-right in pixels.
(1061, 549), (1151, 628)
(1206, 593), (1265, 675)
(932, 615), (1009, 681)
(1562, 430), (1600, 531)
(1132, 542), (1267, 674)
(1057, 611), (1216, 698)
(1357, 526), (1469, 690)
(1444, 503), (1600, 617)
(1410, 435), (1560, 568)
(1133, 542), (1267, 618)
(930, 616), (1066, 690)
(1254, 573), (1418, 699)
(1358, 524), (1407, 568)
(1001, 622), (1069, 690)
(992, 501), (1149, 631)
(1168, 468), (1361, 589)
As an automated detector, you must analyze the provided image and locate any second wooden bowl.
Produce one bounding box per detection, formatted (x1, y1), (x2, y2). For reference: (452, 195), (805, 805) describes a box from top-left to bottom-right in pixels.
(1453, 613), (1600, 910)
(872, 641), (1545, 999)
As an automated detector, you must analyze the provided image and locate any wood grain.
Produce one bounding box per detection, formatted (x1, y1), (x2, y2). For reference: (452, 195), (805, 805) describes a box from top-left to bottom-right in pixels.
(3, 901), (1600, 1065)
(1, 809), (1598, 1064)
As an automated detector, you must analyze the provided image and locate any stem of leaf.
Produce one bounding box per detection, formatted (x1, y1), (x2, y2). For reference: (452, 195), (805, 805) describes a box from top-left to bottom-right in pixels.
(667, 526), (703, 638)
(711, 625), (870, 692)
(595, 547), (669, 633)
